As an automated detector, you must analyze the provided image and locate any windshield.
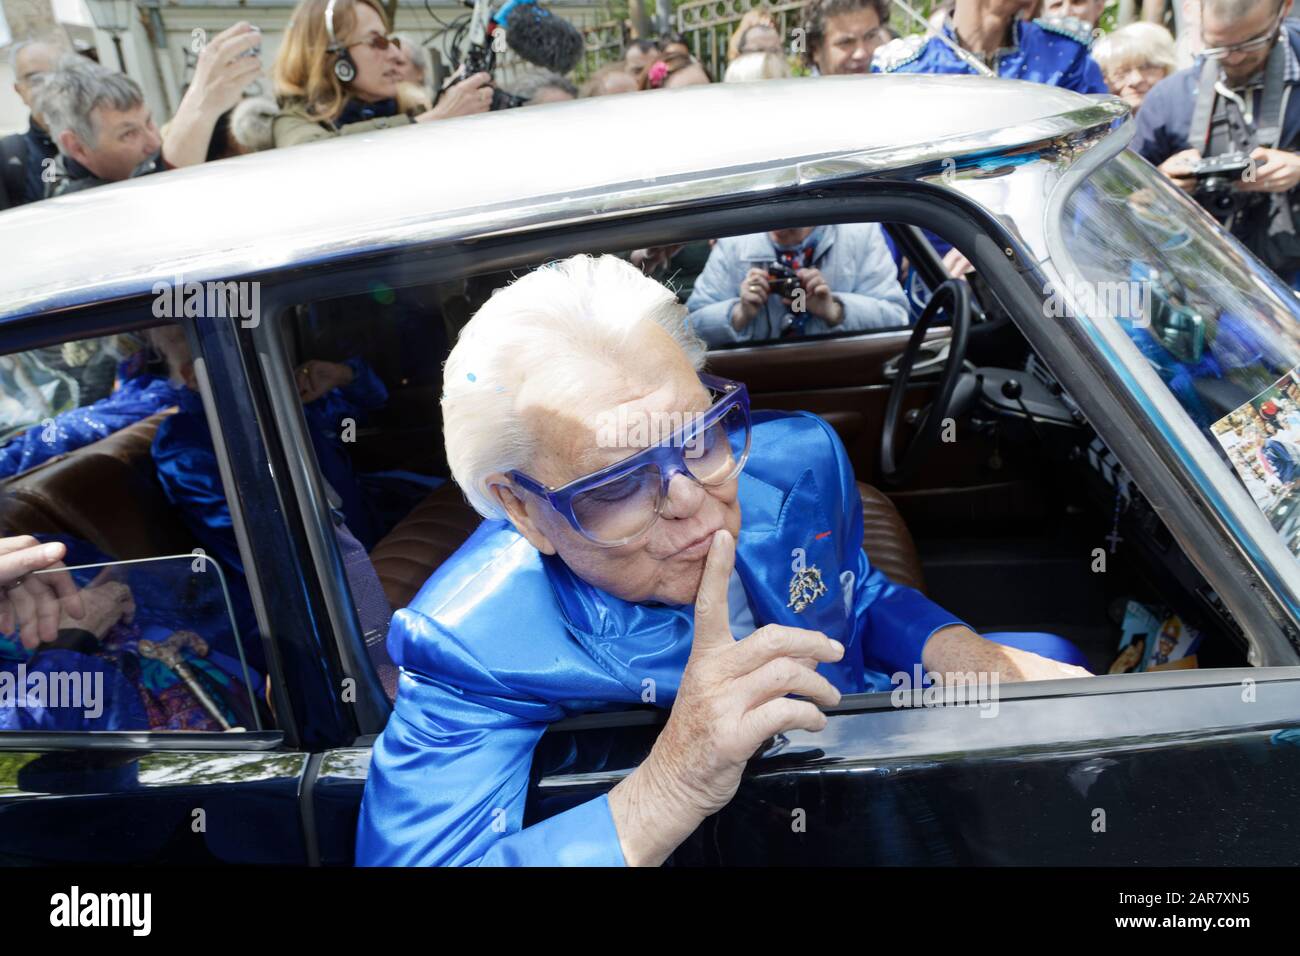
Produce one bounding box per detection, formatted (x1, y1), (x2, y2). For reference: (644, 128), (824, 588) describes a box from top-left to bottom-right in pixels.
(1052, 148), (1300, 552)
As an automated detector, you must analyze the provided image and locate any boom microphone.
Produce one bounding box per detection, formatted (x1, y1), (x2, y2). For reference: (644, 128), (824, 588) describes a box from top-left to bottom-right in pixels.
(496, 0), (585, 75)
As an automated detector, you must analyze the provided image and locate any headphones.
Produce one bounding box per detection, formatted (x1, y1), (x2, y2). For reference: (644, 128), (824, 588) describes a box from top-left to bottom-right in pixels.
(324, 0), (356, 83)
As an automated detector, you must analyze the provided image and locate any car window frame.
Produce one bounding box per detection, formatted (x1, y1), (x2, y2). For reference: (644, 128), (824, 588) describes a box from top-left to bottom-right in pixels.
(0, 308), (289, 752)
(254, 171), (1299, 740)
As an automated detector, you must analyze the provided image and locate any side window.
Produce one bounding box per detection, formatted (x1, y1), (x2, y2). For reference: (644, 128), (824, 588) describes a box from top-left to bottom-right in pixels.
(277, 287), (461, 678)
(0, 326), (268, 733)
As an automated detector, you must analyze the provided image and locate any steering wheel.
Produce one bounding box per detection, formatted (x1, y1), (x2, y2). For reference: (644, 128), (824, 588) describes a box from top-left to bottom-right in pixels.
(879, 278), (972, 485)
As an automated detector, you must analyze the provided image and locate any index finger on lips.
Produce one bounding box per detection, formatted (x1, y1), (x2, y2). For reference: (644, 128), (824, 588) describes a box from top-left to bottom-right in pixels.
(691, 530), (736, 650)
(725, 625), (844, 677)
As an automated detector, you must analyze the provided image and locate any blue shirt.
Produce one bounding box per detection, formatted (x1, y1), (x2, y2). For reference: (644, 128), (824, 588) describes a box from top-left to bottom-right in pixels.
(871, 16), (1106, 94)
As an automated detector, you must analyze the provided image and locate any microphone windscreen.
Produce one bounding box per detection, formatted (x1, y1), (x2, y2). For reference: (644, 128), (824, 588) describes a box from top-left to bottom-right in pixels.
(504, 3), (585, 76)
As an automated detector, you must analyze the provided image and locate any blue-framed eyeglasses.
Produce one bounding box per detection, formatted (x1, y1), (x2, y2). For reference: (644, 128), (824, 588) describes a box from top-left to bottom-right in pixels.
(508, 373), (752, 547)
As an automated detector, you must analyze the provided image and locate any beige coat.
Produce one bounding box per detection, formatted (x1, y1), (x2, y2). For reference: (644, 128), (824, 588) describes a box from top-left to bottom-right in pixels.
(271, 107), (416, 148)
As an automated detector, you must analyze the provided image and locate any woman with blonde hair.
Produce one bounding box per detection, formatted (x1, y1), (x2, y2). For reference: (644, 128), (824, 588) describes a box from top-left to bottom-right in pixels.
(1091, 22), (1177, 114)
(271, 0), (490, 147)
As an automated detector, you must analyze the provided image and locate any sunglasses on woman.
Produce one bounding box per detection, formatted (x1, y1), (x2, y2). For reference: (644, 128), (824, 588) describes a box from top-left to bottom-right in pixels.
(509, 373), (752, 547)
(347, 32), (402, 53)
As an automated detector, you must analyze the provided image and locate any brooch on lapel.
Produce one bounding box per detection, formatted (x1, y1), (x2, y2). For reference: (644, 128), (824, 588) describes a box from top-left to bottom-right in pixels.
(787, 565), (828, 613)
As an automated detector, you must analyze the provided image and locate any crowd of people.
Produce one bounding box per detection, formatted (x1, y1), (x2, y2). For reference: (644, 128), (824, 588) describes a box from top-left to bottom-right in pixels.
(5, 0), (1296, 286)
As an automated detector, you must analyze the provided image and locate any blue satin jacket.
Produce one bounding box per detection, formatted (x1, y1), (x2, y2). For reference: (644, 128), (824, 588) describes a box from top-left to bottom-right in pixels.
(356, 411), (968, 866)
(871, 17), (1106, 94)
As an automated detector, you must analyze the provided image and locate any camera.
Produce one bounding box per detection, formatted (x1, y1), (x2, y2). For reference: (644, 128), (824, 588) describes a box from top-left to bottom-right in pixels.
(764, 260), (803, 299)
(460, 46), (525, 110)
(1192, 151), (1253, 195)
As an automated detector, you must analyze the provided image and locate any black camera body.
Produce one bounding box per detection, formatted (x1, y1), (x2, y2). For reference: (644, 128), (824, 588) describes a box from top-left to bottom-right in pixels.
(1192, 151), (1253, 194)
(765, 260), (803, 299)
(459, 45), (526, 110)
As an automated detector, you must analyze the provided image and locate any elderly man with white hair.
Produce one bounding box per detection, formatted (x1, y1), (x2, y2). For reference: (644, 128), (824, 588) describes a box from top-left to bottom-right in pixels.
(356, 254), (1091, 867)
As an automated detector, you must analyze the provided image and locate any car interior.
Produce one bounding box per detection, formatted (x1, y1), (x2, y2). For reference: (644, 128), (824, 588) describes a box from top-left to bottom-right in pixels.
(284, 214), (1254, 693)
(0, 212), (1260, 734)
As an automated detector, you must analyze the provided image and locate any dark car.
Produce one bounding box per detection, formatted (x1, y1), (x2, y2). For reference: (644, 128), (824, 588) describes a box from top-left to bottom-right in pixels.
(1, 75), (1298, 865)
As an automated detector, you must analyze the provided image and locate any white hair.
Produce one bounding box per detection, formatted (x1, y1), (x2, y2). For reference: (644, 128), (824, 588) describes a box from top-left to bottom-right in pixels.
(724, 51), (791, 82)
(442, 254), (706, 518)
(1092, 22), (1178, 79)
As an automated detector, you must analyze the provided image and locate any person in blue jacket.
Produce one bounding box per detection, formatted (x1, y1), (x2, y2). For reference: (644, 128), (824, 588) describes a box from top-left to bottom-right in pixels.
(870, 0), (1105, 92)
(871, 0), (1105, 278)
(356, 254), (1091, 867)
(145, 325), (430, 666)
(0, 347), (185, 479)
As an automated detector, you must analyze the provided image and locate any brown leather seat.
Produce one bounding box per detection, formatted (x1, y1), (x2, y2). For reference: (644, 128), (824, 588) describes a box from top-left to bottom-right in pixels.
(0, 411), (196, 561)
(369, 478), (926, 610)
(857, 481), (926, 593)
(369, 481), (487, 609)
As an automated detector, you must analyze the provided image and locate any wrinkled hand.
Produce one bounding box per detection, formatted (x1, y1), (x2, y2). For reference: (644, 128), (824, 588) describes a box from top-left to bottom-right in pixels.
(1238, 146), (1300, 194)
(644, 531), (843, 821)
(794, 267), (842, 323)
(732, 267), (770, 330)
(296, 359), (354, 404)
(57, 574), (134, 643)
(923, 625), (1091, 684)
(190, 22), (262, 116)
(0, 537), (82, 648)
(993, 643), (1092, 681)
(1158, 147), (1202, 193)
(418, 72), (493, 121)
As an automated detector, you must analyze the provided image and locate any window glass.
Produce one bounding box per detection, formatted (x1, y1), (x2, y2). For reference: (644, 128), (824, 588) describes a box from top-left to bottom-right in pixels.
(0, 327), (267, 732)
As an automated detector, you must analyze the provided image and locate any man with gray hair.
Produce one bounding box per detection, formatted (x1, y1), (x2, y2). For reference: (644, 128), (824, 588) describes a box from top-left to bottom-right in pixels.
(356, 253), (1091, 866)
(0, 39), (64, 208)
(1134, 0), (1300, 289)
(34, 22), (261, 197)
(33, 54), (165, 197)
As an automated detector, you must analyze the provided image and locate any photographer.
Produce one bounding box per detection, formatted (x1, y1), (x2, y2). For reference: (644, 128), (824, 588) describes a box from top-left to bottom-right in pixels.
(271, 0), (490, 148)
(686, 224), (909, 345)
(1133, 0), (1300, 288)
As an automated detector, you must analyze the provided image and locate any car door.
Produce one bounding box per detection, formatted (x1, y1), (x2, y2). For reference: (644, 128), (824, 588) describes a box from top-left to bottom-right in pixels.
(0, 306), (350, 865)
(524, 669), (1300, 865)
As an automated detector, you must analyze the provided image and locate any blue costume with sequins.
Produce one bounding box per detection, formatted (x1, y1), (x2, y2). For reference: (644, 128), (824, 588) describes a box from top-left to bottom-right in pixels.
(0, 361), (183, 479)
(871, 16), (1105, 92)
(356, 411), (1085, 866)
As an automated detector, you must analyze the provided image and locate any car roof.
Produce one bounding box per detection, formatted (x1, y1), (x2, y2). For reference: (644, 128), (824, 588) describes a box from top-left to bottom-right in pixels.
(0, 75), (1124, 322)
